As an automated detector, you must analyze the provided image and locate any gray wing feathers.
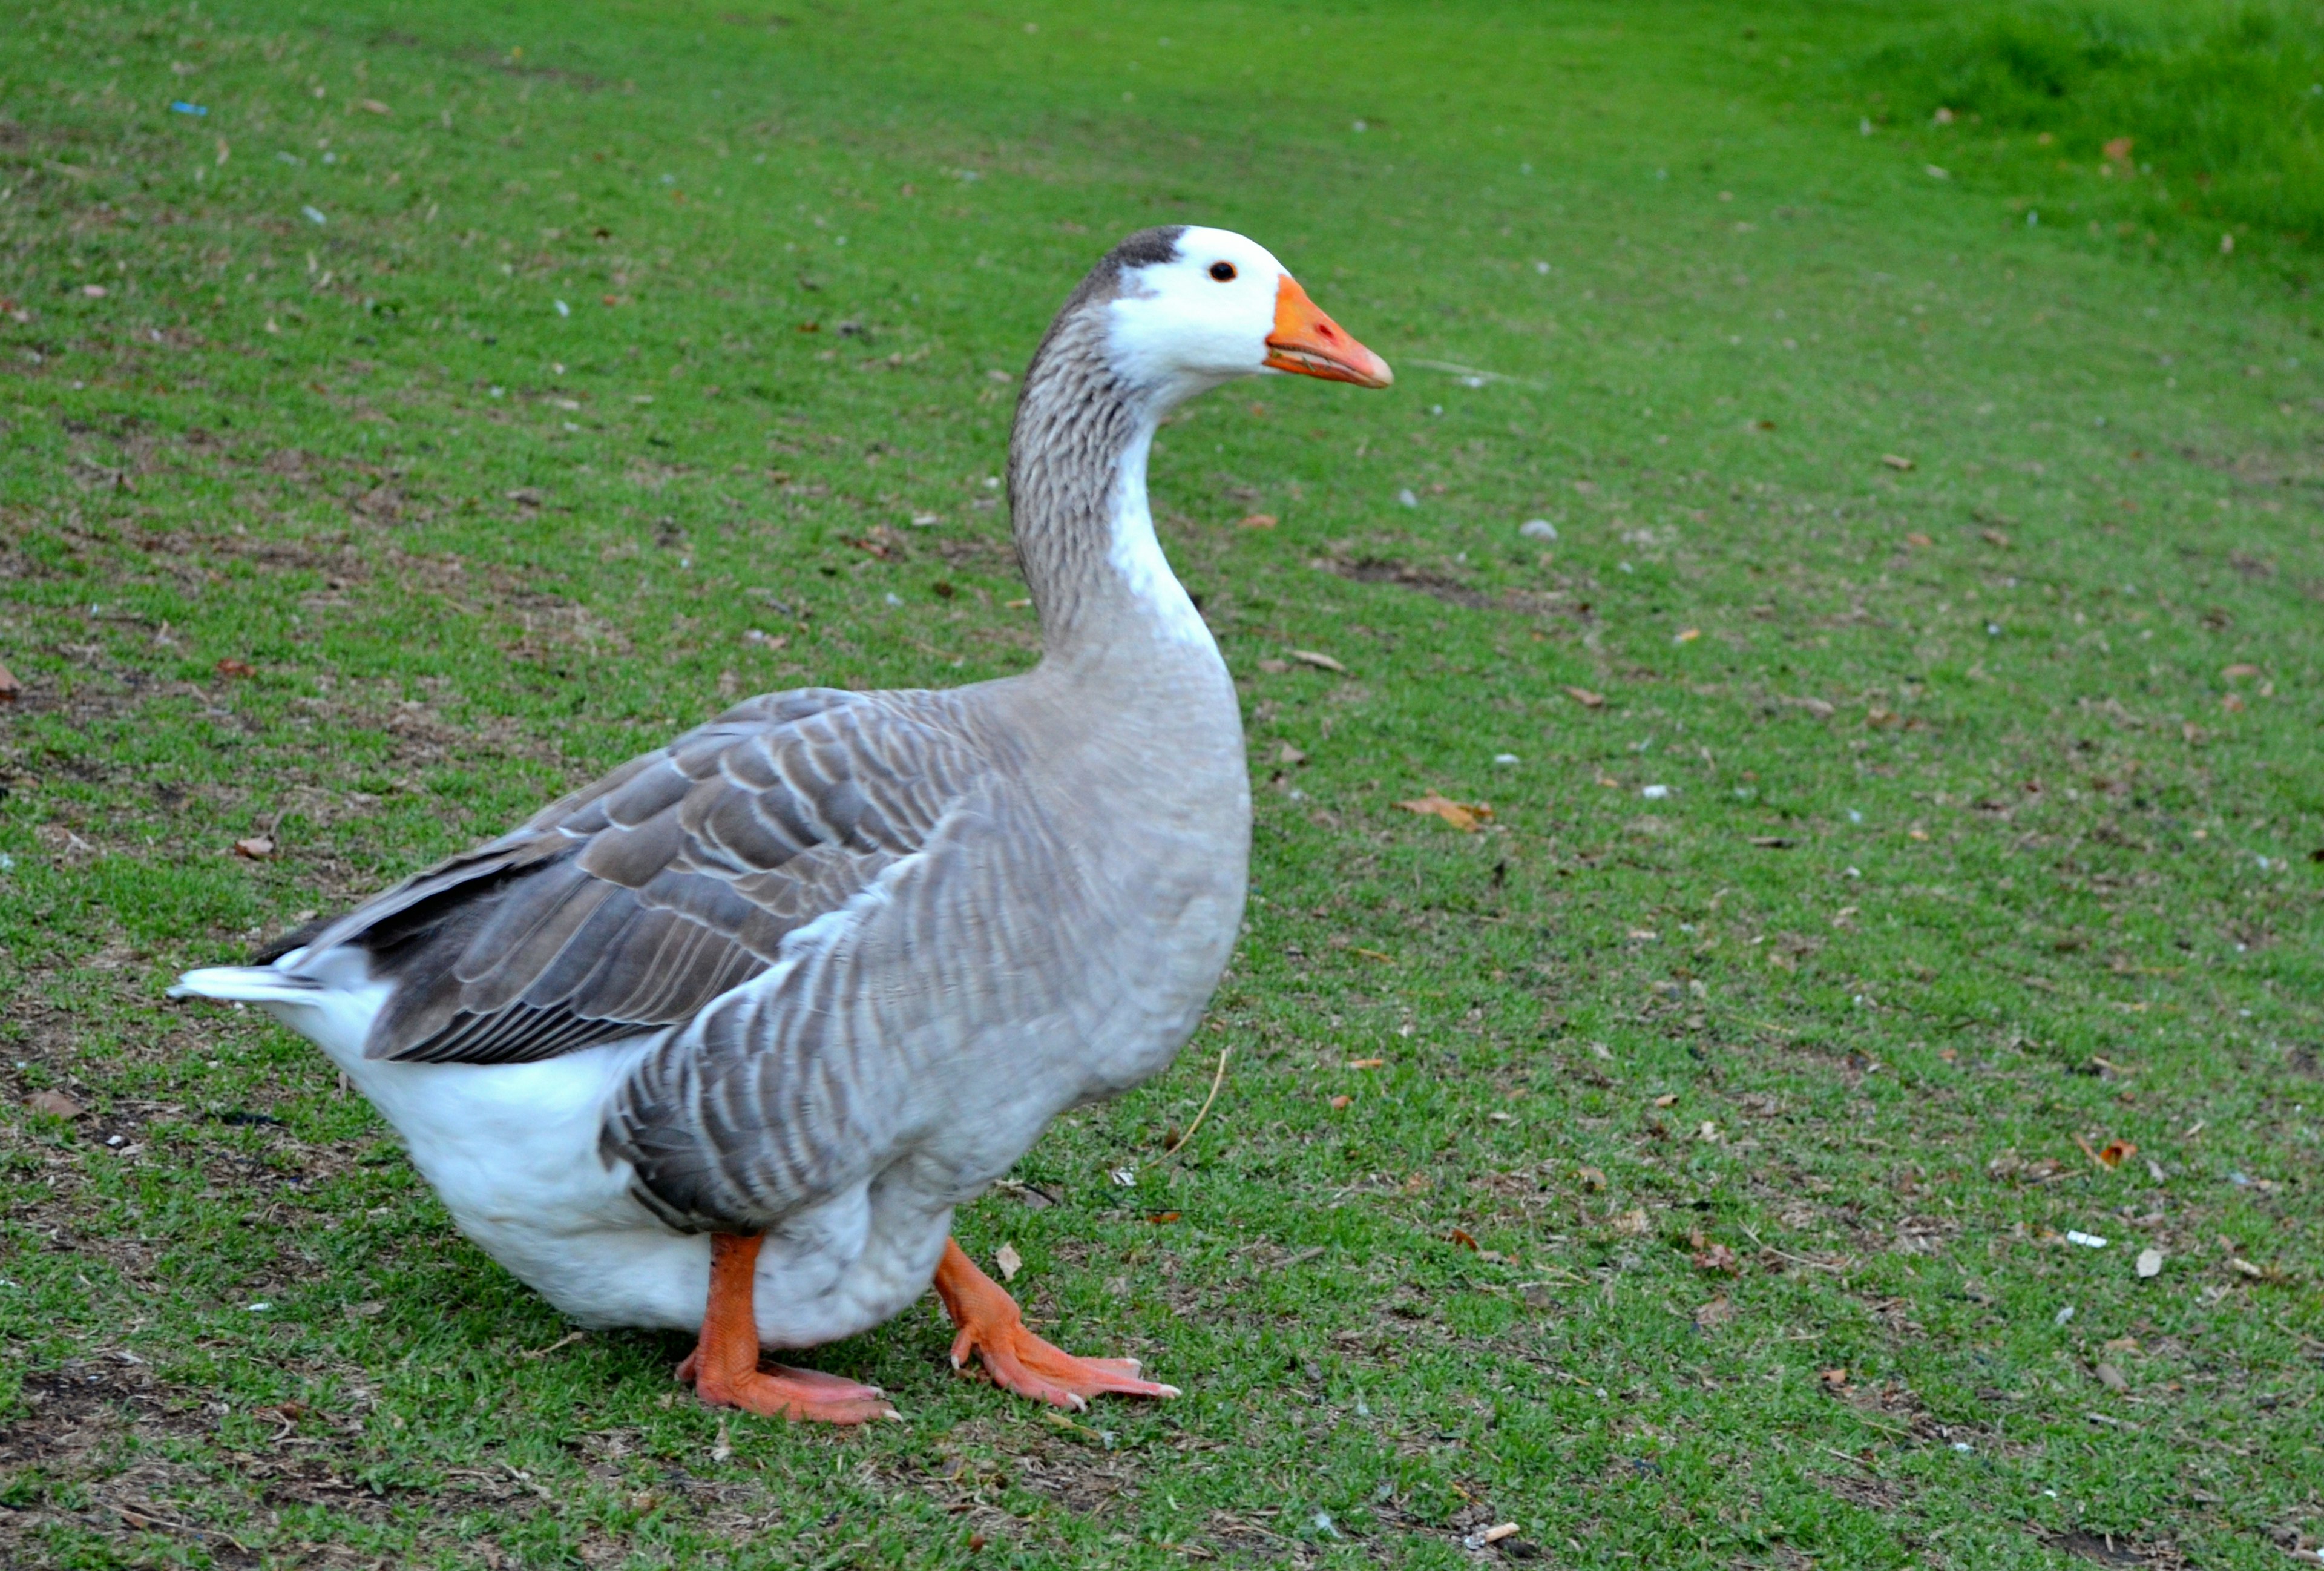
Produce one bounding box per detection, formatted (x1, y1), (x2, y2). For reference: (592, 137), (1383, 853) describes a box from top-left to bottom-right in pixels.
(599, 815), (994, 1233)
(308, 688), (987, 1067)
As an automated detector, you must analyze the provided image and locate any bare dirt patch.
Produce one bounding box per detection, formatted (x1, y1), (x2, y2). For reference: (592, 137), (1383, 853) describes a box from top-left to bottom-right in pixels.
(2039, 1526), (2189, 1568)
(1316, 554), (1593, 621)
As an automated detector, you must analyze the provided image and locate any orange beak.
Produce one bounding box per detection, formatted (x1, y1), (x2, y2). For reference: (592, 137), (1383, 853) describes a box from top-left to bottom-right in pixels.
(1264, 275), (1393, 389)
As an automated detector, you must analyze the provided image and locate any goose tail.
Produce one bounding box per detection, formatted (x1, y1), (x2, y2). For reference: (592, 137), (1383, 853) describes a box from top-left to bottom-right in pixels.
(171, 947), (390, 1065)
(169, 963), (324, 1006)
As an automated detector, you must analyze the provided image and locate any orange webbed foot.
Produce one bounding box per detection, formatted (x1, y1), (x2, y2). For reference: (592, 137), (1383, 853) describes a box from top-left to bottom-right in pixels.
(949, 1319), (1178, 1411)
(680, 1353), (896, 1424)
(933, 1238), (1178, 1411)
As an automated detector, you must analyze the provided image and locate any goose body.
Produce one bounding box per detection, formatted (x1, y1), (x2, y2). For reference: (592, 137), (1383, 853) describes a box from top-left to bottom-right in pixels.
(173, 226), (1391, 1417)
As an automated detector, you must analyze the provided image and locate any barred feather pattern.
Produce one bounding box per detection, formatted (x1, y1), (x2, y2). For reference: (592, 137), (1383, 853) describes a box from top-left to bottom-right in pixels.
(600, 791), (1068, 1231)
(327, 687), (987, 1067)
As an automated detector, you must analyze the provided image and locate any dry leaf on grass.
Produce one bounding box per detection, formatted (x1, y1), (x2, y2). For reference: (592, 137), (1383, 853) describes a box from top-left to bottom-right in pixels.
(1564, 685), (1606, 708)
(0, 660), (21, 702)
(1880, 453), (1915, 471)
(1693, 1294), (1736, 1331)
(1692, 1242), (1741, 1274)
(1449, 1228), (1480, 1251)
(2095, 1362), (2129, 1393)
(28, 1090), (85, 1119)
(994, 1243), (1022, 1282)
(1288, 648), (1346, 673)
(1275, 742), (1307, 765)
(1239, 512), (1278, 530)
(232, 837), (276, 860)
(1611, 1207), (1650, 1236)
(1396, 792), (1492, 831)
(214, 657), (257, 679)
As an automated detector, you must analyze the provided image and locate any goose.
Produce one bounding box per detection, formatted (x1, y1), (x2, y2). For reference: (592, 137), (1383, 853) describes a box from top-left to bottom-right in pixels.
(172, 226), (1391, 1423)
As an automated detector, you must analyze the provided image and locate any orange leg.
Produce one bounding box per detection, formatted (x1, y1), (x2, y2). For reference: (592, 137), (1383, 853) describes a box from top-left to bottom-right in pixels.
(932, 1237), (1178, 1411)
(675, 1233), (896, 1424)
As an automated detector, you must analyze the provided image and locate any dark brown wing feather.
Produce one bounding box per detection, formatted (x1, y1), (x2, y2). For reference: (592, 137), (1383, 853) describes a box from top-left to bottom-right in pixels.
(287, 688), (985, 1064)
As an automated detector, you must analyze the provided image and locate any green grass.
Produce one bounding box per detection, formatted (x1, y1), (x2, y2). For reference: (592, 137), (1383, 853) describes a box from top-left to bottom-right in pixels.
(2, 1), (2321, 1567)
(1853, 0), (2324, 259)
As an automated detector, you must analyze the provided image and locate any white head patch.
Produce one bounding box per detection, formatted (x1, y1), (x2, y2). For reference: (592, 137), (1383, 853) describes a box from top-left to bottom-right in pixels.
(1102, 226), (1288, 407)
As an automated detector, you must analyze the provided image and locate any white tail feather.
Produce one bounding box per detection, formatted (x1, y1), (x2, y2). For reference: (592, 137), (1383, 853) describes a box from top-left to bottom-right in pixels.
(169, 965), (324, 1006)
(172, 947), (389, 1065)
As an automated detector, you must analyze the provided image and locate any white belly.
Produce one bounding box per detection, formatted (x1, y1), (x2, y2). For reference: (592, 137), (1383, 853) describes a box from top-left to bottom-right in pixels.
(268, 988), (945, 1346)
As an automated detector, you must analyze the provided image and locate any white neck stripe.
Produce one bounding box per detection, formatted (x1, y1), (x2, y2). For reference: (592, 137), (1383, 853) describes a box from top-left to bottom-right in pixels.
(1105, 422), (1214, 649)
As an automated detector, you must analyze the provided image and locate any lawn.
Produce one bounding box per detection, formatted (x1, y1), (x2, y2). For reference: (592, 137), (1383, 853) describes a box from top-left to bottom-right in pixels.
(2, 0), (2320, 1566)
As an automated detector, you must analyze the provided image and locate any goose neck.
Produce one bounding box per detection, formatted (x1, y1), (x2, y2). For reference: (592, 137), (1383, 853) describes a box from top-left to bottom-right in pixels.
(1008, 343), (1215, 672)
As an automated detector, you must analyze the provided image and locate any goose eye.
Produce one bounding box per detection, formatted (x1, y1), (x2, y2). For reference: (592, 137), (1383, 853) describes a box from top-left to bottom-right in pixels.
(1208, 261), (1237, 282)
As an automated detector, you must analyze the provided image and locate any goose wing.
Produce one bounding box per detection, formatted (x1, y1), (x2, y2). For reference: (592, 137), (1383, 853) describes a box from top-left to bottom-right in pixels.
(289, 688), (987, 1065)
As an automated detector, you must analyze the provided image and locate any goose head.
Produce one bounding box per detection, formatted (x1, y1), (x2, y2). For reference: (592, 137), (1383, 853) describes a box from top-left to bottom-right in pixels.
(1094, 225), (1393, 410)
